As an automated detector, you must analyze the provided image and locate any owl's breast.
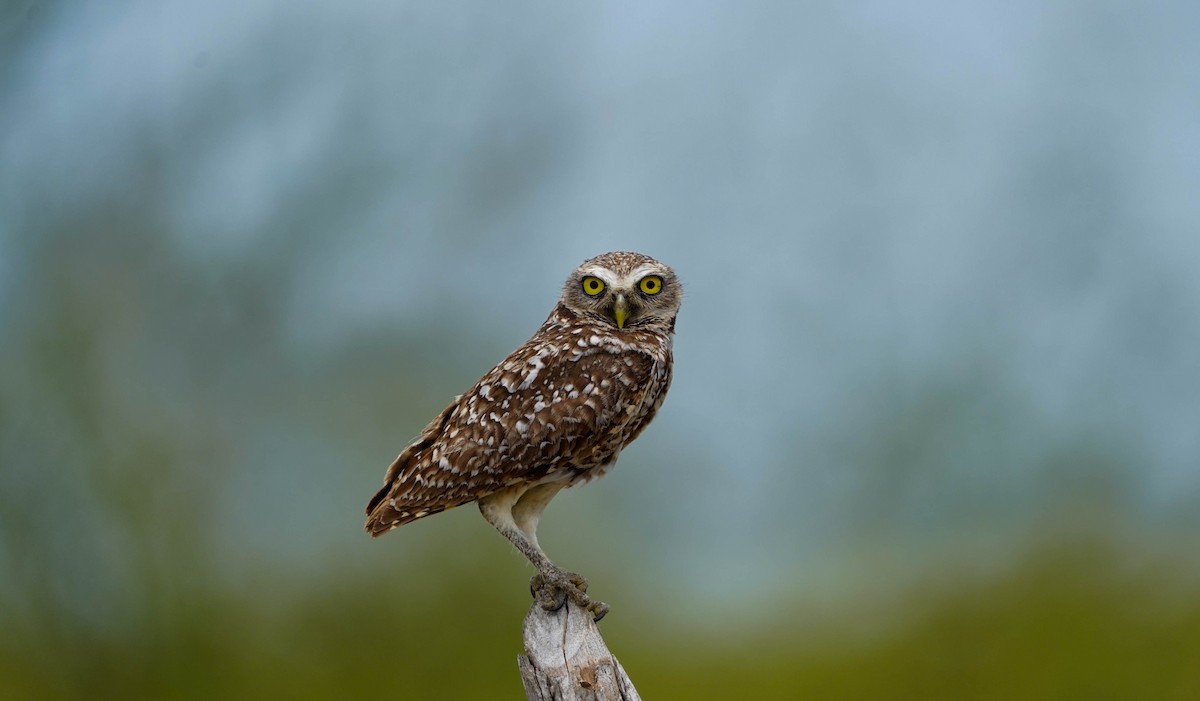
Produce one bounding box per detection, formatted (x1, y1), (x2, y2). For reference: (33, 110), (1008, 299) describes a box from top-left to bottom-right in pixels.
(566, 339), (673, 483)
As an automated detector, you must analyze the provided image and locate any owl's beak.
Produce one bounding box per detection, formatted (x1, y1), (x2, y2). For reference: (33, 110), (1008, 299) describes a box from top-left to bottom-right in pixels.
(613, 293), (629, 329)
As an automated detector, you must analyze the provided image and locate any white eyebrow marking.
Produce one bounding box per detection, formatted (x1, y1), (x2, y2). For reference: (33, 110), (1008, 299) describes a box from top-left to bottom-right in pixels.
(627, 263), (661, 280)
(612, 263), (664, 289)
(579, 266), (619, 286)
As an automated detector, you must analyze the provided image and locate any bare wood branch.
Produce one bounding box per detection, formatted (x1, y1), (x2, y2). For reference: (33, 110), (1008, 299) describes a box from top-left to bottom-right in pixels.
(518, 598), (642, 701)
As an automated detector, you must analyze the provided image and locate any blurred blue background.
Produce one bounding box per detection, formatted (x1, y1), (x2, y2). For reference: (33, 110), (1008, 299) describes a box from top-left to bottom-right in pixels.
(3, 1), (1199, 698)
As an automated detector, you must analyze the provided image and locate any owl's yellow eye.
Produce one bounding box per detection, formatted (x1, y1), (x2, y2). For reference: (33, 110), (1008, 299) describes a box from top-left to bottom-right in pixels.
(638, 275), (663, 295)
(582, 276), (606, 296)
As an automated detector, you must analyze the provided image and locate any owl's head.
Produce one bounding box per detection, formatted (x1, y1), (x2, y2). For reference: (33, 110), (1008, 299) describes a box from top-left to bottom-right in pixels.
(559, 251), (681, 331)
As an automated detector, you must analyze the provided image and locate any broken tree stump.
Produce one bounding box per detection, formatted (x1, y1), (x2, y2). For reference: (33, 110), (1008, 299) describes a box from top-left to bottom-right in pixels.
(517, 596), (642, 701)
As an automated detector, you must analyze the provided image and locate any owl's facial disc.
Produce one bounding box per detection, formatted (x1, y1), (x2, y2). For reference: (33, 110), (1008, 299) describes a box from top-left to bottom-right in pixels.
(567, 257), (678, 331)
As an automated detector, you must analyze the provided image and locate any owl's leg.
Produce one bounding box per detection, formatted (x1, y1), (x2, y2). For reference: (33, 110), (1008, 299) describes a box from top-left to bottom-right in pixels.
(478, 484), (609, 621)
(510, 481), (564, 556)
(513, 483), (610, 621)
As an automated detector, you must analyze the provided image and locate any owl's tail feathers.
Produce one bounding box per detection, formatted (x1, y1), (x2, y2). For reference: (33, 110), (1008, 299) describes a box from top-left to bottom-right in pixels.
(365, 481), (391, 517)
(364, 483), (404, 537)
(364, 487), (446, 537)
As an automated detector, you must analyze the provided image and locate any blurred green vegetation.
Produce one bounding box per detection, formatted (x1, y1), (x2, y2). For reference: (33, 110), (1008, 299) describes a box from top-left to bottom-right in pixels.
(2, 535), (1197, 699)
(635, 540), (1200, 700)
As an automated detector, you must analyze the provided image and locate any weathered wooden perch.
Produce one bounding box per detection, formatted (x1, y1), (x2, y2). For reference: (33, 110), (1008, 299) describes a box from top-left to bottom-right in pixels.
(518, 597), (642, 701)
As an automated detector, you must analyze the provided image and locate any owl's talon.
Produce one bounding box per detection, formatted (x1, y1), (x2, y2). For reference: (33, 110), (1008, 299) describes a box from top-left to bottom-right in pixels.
(530, 574), (568, 611)
(531, 571), (607, 620)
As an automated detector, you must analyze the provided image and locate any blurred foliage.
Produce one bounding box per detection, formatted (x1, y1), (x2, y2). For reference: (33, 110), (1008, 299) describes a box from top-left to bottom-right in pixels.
(1, 536), (1197, 699)
(634, 540), (1200, 700)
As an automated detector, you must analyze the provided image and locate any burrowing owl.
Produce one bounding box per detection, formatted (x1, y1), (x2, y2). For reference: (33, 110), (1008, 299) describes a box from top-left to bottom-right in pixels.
(365, 251), (680, 619)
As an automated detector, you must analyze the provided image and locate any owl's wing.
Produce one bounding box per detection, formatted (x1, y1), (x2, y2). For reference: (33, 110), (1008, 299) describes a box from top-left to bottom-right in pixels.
(365, 336), (657, 536)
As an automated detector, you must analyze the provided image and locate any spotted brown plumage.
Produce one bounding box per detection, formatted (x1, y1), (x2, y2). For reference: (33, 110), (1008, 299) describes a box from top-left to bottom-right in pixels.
(365, 251), (681, 620)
